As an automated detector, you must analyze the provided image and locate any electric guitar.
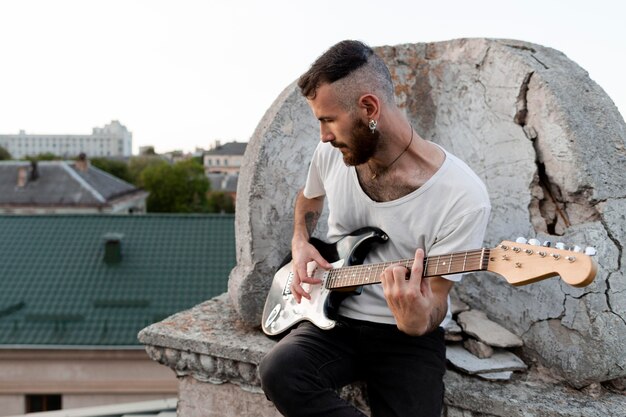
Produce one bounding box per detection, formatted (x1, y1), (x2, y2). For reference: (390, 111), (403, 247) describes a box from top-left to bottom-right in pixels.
(261, 227), (597, 336)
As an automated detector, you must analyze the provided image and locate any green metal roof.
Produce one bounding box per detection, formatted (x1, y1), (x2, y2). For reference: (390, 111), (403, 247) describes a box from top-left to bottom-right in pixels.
(0, 214), (235, 347)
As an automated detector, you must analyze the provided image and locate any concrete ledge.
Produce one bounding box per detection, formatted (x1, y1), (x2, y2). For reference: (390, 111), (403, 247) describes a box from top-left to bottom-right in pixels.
(139, 294), (626, 417)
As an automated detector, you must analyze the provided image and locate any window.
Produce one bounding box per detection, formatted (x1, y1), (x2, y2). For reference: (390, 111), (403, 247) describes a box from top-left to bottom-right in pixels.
(26, 394), (62, 412)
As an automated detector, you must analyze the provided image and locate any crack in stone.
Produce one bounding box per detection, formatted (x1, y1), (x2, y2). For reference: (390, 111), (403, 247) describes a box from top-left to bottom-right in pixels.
(514, 72), (533, 127)
(475, 45), (491, 70)
(514, 71), (602, 235)
(604, 270), (626, 327)
(504, 43), (548, 70)
(504, 43), (537, 53)
(596, 206), (626, 326)
(512, 71), (567, 235)
(531, 55), (549, 70)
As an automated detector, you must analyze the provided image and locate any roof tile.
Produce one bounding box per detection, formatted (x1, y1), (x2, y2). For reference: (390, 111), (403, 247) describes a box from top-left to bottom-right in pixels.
(0, 214), (235, 347)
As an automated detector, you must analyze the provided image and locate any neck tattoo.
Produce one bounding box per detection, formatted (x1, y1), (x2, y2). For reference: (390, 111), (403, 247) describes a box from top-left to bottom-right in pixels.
(369, 125), (414, 180)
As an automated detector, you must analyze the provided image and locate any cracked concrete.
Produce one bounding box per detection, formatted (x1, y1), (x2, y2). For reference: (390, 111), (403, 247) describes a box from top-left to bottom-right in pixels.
(229, 38), (626, 389)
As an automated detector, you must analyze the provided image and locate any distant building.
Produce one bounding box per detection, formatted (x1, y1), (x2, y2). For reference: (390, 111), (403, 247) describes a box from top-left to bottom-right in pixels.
(0, 121), (132, 159)
(0, 214), (235, 415)
(207, 172), (239, 203)
(203, 141), (246, 206)
(203, 141), (247, 175)
(0, 157), (148, 214)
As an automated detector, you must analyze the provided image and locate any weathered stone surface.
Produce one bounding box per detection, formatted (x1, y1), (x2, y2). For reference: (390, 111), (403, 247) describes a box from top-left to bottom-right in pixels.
(447, 345), (527, 374)
(178, 377), (281, 417)
(140, 294), (626, 417)
(139, 293), (276, 391)
(444, 318), (462, 333)
(444, 320), (463, 342)
(463, 338), (494, 359)
(450, 294), (470, 315)
(229, 38), (626, 386)
(227, 82), (323, 328)
(477, 371), (513, 381)
(445, 370), (626, 417)
(445, 407), (490, 417)
(458, 310), (523, 348)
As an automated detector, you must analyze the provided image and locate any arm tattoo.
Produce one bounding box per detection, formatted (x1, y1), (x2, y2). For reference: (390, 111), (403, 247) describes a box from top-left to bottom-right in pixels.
(304, 210), (321, 237)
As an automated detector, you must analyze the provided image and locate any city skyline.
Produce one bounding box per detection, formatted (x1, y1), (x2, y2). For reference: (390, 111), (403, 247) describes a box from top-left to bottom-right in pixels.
(1, 0), (624, 155)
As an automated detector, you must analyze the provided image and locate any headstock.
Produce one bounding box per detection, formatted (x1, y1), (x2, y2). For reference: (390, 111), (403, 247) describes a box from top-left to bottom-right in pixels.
(487, 238), (597, 287)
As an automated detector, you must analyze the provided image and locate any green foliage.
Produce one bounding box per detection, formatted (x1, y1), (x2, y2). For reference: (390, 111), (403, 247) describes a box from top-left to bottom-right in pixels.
(128, 156), (168, 187)
(140, 146), (157, 156)
(25, 152), (61, 161)
(0, 146), (11, 160)
(207, 191), (235, 213)
(141, 159), (211, 213)
(90, 158), (133, 183)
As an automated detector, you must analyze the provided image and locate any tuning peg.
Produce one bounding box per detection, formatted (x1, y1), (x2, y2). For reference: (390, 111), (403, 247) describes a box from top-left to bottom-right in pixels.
(584, 247), (597, 256)
(555, 242), (566, 250)
(572, 245), (582, 253)
(516, 237), (528, 244)
(542, 241), (552, 247)
(528, 238), (541, 246)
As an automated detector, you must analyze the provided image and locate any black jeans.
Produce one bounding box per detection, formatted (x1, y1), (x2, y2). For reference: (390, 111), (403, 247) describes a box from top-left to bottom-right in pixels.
(259, 317), (446, 417)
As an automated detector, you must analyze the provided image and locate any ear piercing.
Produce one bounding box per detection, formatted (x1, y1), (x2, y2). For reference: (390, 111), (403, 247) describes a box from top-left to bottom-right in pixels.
(368, 119), (377, 134)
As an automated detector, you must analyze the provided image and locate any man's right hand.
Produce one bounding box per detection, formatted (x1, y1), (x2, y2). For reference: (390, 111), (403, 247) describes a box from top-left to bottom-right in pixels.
(290, 239), (333, 303)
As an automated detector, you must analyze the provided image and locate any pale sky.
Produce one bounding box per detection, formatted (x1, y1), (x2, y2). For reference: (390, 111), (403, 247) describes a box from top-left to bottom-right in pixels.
(1, 0), (624, 155)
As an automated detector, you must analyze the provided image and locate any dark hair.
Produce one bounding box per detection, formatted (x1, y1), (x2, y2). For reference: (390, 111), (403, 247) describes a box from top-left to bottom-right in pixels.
(298, 40), (392, 103)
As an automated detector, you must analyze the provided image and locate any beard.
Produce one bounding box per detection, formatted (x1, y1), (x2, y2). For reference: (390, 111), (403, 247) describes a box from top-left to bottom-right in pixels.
(335, 117), (380, 166)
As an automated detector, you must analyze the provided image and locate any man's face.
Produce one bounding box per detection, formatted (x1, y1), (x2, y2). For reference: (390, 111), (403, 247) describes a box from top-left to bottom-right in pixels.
(308, 83), (380, 166)
(340, 116), (379, 166)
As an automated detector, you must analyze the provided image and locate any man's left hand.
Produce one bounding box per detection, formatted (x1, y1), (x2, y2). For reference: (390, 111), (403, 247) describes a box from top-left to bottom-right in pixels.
(380, 248), (453, 336)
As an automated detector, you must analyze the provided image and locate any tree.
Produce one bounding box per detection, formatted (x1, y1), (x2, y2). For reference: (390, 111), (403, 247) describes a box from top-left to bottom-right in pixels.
(141, 159), (210, 213)
(207, 191), (235, 213)
(91, 158), (133, 183)
(0, 146), (11, 160)
(128, 156), (168, 187)
(25, 152), (61, 161)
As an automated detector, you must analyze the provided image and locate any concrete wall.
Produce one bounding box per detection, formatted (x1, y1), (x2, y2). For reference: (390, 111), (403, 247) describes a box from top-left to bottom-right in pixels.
(228, 38), (626, 387)
(0, 349), (177, 415)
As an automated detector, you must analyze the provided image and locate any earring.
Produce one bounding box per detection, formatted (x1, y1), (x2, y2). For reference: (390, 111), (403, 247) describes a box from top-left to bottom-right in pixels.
(368, 119), (377, 134)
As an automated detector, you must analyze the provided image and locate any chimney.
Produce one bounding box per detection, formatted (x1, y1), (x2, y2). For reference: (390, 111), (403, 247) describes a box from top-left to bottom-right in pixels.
(76, 153), (89, 172)
(29, 160), (39, 181)
(103, 233), (124, 264)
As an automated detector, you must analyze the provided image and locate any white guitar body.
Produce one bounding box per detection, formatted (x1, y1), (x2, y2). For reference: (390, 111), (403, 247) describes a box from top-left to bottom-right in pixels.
(263, 259), (345, 336)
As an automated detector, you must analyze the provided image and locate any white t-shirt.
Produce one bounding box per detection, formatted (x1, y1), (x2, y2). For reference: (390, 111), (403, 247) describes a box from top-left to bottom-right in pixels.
(303, 141), (491, 327)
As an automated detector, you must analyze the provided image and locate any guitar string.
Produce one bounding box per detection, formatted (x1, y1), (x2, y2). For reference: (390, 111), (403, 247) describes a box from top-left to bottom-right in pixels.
(325, 250), (491, 288)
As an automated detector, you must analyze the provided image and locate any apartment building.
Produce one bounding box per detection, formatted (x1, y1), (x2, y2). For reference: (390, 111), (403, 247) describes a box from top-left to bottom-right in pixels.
(0, 121), (132, 159)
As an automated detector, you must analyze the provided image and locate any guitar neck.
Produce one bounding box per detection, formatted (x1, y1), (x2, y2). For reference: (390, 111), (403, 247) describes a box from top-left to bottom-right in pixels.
(325, 249), (490, 289)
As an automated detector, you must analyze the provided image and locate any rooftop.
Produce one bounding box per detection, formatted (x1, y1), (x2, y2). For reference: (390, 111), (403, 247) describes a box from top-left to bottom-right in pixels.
(0, 214), (235, 347)
(0, 161), (142, 208)
(204, 141), (247, 156)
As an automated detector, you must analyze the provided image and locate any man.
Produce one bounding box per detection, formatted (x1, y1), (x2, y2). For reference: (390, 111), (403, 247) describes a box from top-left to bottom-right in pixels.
(259, 40), (491, 417)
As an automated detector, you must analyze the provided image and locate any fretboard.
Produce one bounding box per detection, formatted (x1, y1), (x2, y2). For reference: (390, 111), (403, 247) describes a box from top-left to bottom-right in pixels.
(325, 248), (490, 289)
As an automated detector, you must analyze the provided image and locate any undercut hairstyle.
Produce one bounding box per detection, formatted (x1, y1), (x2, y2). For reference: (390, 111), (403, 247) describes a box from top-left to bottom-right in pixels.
(298, 40), (395, 110)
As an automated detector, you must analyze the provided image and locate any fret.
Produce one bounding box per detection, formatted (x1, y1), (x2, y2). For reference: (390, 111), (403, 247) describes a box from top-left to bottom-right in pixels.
(481, 248), (487, 270)
(325, 249), (490, 290)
